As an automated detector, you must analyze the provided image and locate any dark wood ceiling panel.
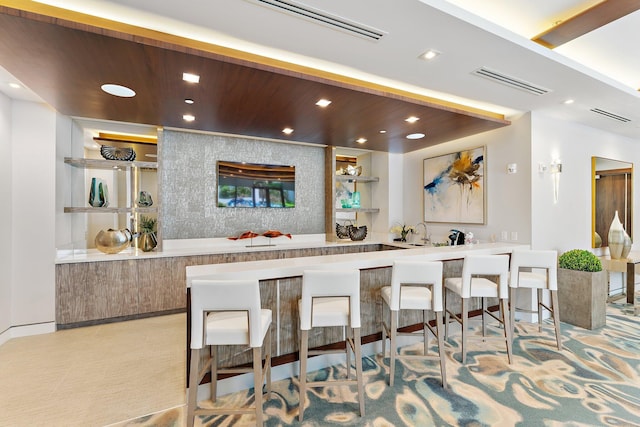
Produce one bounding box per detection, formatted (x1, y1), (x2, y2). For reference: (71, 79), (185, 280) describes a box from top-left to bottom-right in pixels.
(0, 8), (509, 153)
(532, 0), (640, 49)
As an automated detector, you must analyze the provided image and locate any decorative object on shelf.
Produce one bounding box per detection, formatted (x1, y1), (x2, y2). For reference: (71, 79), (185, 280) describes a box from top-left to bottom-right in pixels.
(352, 191), (361, 208)
(346, 165), (362, 176)
(336, 222), (352, 239)
(390, 223), (414, 242)
(340, 198), (352, 208)
(227, 231), (260, 241)
(136, 190), (153, 207)
(88, 177), (109, 207)
(608, 210), (625, 259)
(137, 215), (157, 252)
(95, 228), (133, 254)
(424, 146), (485, 224)
(621, 231), (632, 259)
(262, 230), (292, 239)
(348, 224), (367, 241)
(100, 145), (136, 161)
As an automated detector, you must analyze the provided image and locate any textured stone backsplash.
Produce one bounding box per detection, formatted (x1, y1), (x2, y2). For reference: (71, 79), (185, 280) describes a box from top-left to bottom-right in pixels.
(160, 130), (325, 239)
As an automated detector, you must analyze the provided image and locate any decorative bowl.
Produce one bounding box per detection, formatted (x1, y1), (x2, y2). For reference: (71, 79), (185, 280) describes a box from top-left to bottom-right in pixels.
(100, 145), (136, 161)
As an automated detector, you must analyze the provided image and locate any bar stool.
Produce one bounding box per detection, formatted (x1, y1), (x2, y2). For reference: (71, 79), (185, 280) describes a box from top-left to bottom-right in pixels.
(380, 260), (446, 387)
(187, 279), (272, 427)
(509, 249), (562, 350)
(444, 254), (512, 364)
(298, 269), (365, 421)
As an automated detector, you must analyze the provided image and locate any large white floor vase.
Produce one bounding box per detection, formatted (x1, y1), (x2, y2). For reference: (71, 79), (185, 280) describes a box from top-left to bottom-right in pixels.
(608, 210), (625, 259)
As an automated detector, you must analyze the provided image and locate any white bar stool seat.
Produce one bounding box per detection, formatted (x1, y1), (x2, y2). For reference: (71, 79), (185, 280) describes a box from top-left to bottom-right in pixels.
(298, 269), (365, 421)
(187, 279), (272, 427)
(509, 249), (562, 350)
(444, 254), (513, 364)
(380, 260), (447, 388)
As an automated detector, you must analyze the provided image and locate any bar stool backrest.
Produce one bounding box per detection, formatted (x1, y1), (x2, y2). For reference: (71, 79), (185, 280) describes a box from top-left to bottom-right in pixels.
(461, 255), (510, 298)
(300, 269), (361, 330)
(509, 249), (558, 290)
(190, 279), (263, 349)
(390, 260), (443, 312)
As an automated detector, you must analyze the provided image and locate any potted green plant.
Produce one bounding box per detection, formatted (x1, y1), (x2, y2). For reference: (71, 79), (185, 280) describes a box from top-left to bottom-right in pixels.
(137, 215), (158, 252)
(557, 249), (607, 329)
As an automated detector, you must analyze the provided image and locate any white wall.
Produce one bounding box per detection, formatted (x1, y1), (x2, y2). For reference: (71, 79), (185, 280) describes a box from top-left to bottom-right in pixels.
(402, 114), (533, 245)
(531, 112), (640, 253)
(0, 92), (11, 340)
(10, 101), (56, 330)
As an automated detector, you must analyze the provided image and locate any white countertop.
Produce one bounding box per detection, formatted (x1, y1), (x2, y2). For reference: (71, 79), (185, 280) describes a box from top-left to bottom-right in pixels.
(55, 233), (384, 264)
(186, 242), (528, 286)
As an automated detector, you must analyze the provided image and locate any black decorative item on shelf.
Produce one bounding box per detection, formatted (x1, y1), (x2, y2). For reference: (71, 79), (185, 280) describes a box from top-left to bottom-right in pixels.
(336, 222), (351, 239)
(100, 145), (136, 161)
(348, 224), (367, 241)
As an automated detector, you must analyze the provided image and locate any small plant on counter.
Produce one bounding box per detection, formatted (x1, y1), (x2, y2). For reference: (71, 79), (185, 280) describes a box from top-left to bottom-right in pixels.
(137, 215), (158, 252)
(558, 249), (602, 272)
(390, 223), (414, 242)
(139, 215), (157, 234)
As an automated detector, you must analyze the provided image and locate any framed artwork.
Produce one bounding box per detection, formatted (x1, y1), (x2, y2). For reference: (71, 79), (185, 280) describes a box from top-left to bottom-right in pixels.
(423, 146), (486, 224)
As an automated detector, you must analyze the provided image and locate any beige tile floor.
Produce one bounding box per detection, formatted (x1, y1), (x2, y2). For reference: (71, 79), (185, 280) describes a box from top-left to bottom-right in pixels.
(0, 314), (186, 427)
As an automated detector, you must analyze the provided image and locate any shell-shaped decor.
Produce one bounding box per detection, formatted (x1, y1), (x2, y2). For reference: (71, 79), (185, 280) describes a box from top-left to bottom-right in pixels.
(336, 222), (352, 239)
(348, 225), (367, 241)
(100, 145), (136, 161)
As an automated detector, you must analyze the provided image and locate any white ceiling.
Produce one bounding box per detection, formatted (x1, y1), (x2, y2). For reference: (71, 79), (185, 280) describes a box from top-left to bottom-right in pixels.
(3, 0), (640, 141)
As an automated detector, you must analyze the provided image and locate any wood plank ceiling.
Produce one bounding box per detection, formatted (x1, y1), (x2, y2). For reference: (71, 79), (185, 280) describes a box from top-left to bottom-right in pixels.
(0, 6), (510, 153)
(532, 0), (640, 49)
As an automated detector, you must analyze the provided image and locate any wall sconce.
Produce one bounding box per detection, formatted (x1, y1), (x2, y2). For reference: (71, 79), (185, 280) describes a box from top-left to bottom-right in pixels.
(550, 159), (562, 203)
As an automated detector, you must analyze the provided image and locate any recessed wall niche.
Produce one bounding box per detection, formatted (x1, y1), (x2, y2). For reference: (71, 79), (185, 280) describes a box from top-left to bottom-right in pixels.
(160, 130), (325, 239)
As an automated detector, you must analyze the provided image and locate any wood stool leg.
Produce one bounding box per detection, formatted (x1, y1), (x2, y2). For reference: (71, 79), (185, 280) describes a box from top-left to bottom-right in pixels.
(435, 313), (447, 389)
(461, 298), (469, 364)
(187, 348), (201, 427)
(353, 328), (365, 417)
(551, 290), (563, 350)
(299, 329), (309, 422)
(253, 347), (264, 425)
(501, 298), (513, 364)
(389, 311), (397, 386)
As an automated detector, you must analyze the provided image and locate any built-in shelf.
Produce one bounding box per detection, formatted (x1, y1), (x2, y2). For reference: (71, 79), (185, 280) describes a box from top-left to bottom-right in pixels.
(63, 157), (159, 213)
(336, 207), (380, 213)
(64, 157), (157, 170)
(335, 175), (379, 183)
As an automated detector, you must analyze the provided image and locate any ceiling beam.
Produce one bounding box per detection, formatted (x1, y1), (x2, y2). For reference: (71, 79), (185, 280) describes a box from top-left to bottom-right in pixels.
(532, 0), (640, 49)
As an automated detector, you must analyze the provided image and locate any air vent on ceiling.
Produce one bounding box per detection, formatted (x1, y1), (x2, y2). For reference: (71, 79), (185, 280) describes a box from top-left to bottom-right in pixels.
(247, 0), (385, 41)
(590, 108), (631, 123)
(472, 67), (551, 96)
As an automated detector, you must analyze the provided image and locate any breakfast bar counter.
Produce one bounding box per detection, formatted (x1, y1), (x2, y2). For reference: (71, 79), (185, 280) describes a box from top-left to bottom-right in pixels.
(185, 242), (527, 376)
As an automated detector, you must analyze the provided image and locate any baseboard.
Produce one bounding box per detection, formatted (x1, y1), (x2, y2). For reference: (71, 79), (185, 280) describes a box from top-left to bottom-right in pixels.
(0, 322), (56, 346)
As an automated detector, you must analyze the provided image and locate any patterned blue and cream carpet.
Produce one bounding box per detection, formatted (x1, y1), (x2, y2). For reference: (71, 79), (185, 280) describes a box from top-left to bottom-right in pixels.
(120, 300), (640, 426)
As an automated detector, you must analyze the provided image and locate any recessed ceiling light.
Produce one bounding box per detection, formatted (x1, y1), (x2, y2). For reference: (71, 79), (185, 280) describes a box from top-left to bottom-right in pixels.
(8, 82), (21, 89)
(182, 73), (200, 83)
(406, 133), (425, 140)
(282, 127), (294, 135)
(316, 99), (332, 107)
(405, 116), (420, 123)
(183, 114), (195, 122)
(101, 84), (136, 98)
(184, 98), (194, 104)
(379, 130), (387, 133)
(356, 138), (367, 144)
(563, 99), (575, 104)
(420, 50), (441, 60)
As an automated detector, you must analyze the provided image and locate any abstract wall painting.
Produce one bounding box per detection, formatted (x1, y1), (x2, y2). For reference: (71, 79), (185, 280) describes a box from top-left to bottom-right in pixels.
(423, 146), (485, 224)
